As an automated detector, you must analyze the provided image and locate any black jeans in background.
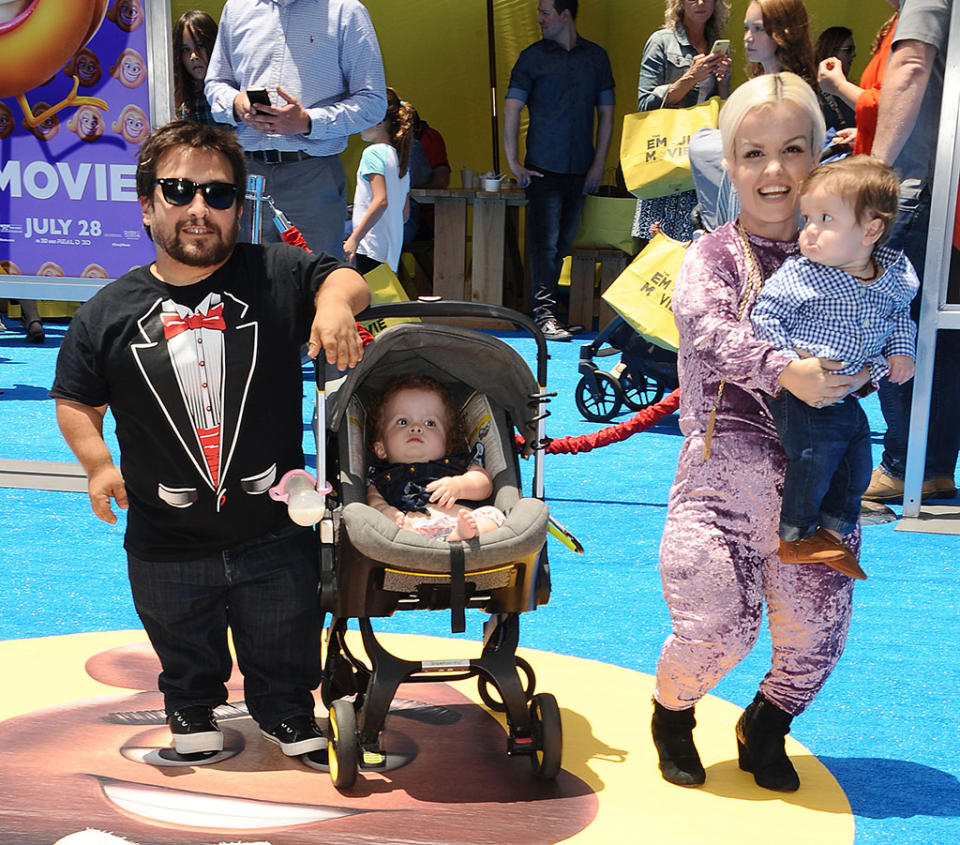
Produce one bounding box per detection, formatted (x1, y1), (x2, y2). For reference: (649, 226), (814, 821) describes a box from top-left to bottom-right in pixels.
(525, 170), (586, 323)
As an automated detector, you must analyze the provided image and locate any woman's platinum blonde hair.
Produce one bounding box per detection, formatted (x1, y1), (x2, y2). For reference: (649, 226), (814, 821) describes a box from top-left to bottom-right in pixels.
(718, 71), (825, 163)
(665, 0), (731, 47)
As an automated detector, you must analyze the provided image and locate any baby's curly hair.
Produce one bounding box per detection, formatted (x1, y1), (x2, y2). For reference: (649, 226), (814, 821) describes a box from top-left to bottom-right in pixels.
(367, 374), (468, 457)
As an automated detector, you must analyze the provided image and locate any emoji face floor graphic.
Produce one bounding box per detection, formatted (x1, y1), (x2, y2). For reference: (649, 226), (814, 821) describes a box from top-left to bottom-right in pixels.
(0, 638), (596, 844)
(0, 631), (856, 845)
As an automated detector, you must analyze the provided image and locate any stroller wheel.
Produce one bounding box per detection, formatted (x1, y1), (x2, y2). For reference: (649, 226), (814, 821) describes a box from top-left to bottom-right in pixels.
(477, 656), (537, 712)
(619, 369), (665, 411)
(575, 371), (623, 423)
(328, 699), (359, 790)
(529, 692), (563, 780)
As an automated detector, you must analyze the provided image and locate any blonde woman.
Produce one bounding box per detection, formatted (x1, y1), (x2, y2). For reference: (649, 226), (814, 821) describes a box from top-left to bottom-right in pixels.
(651, 73), (870, 792)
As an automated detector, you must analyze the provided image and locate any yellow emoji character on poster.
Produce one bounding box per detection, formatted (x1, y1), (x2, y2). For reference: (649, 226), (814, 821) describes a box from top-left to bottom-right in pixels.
(37, 261), (65, 276)
(82, 263), (109, 278)
(105, 0), (142, 33)
(0, 101), (14, 139)
(0, 0), (109, 128)
(67, 104), (105, 142)
(64, 47), (103, 88)
(109, 47), (145, 89)
(112, 103), (148, 144)
(22, 102), (59, 142)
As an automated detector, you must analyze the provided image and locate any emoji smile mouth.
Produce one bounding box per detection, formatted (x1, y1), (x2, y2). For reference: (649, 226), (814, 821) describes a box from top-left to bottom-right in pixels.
(94, 776), (363, 831)
(0, 0), (36, 32)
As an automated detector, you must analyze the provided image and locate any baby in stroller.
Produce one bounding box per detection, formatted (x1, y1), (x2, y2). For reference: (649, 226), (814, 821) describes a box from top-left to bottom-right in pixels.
(366, 374), (507, 541)
(316, 314), (560, 788)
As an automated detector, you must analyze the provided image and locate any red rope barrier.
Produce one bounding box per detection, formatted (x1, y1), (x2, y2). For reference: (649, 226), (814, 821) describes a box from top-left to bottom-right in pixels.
(517, 388), (681, 455)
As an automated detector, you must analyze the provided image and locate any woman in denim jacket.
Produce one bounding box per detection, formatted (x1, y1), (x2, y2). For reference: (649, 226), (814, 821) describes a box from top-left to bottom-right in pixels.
(632, 0), (731, 242)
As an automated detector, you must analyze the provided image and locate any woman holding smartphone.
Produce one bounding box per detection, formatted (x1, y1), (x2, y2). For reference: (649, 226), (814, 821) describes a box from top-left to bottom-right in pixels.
(632, 0), (732, 242)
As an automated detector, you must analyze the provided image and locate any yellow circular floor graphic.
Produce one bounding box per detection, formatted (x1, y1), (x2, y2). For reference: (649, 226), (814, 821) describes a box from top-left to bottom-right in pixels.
(0, 631), (854, 844)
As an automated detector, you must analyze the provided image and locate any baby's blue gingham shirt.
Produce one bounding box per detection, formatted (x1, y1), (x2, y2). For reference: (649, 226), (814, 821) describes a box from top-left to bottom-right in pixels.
(751, 244), (919, 383)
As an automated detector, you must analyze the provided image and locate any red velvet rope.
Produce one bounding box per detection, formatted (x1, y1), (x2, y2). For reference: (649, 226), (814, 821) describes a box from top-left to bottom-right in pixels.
(517, 388), (681, 455)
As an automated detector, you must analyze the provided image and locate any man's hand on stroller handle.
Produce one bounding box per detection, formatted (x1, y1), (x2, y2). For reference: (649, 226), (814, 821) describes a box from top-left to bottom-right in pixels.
(309, 268), (371, 370)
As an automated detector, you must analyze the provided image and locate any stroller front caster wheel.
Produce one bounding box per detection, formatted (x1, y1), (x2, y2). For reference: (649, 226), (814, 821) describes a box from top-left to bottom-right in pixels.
(328, 699), (359, 790)
(529, 692), (562, 780)
(477, 656), (536, 712)
(575, 371), (623, 423)
(618, 369), (665, 411)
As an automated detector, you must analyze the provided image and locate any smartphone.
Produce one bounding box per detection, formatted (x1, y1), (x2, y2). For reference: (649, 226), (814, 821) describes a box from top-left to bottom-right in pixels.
(710, 39), (730, 55)
(246, 88), (271, 108)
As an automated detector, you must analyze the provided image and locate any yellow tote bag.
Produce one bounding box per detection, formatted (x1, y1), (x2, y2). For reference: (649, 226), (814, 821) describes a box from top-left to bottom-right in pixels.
(620, 97), (721, 200)
(361, 263), (419, 336)
(572, 195), (638, 253)
(600, 231), (687, 351)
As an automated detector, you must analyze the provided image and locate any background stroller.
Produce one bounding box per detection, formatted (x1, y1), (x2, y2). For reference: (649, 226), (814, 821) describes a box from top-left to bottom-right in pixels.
(312, 301), (563, 790)
(573, 133), (755, 424)
(575, 316), (679, 422)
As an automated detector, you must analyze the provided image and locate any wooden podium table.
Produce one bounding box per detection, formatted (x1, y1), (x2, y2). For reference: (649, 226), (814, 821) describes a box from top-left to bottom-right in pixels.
(410, 187), (526, 307)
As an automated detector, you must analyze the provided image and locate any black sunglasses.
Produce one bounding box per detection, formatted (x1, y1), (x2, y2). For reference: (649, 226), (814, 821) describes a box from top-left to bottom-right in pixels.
(153, 178), (239, 210)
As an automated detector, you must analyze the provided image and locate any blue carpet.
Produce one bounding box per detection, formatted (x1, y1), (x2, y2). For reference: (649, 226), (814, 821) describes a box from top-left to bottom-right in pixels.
(1, 317), (958, 843)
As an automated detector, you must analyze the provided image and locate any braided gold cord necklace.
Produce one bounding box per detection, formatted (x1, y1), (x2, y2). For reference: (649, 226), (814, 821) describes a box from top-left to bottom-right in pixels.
(702, 222), (766, 460)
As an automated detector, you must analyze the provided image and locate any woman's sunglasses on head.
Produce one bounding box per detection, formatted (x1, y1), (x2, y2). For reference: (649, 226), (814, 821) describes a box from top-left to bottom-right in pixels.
(154, 178), (239, 210)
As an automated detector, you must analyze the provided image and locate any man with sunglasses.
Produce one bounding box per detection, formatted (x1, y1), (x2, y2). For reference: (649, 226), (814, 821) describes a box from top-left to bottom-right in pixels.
(51, 120), (369, 767)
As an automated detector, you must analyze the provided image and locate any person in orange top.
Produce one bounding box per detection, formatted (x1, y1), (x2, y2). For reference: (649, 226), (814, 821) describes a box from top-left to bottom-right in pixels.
(815, 2), (899, 155)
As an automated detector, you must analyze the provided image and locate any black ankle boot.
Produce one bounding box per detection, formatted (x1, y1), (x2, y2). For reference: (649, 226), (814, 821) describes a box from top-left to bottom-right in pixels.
(651, 700), (706, 786)
(735, 691), (800, 792)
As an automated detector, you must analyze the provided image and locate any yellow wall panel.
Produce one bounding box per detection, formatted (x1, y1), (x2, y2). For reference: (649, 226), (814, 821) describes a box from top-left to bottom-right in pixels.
(170, 1), (894, 191)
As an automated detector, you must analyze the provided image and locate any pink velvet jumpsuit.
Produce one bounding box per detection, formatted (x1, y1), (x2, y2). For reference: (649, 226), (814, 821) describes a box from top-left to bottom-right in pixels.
(654, 223), (857, 717)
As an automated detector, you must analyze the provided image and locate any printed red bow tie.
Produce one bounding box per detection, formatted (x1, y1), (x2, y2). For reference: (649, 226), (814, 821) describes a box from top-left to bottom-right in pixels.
(161, 304), (226, 339)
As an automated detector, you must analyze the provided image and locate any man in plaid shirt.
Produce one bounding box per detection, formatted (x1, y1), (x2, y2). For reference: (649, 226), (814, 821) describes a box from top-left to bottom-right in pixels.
(751, 156), (918, 579)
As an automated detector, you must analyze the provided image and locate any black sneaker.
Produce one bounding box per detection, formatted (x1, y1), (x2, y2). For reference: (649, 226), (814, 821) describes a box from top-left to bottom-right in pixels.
(261, 714), (327, 756)
(168, 705), (223, 754)
(537, 317), (572, 341)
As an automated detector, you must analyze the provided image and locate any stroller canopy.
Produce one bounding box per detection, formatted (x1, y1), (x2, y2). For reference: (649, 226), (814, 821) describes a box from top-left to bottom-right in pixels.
(327, 323), (541, 452)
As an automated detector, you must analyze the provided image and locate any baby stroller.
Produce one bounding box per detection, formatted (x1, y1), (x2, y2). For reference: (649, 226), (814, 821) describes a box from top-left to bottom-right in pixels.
(314, 300), (560, 790)
(575, 317), (679, 422)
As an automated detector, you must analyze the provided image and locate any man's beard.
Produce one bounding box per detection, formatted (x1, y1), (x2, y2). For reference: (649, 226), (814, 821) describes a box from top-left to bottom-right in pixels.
(156, 216), (239, 268)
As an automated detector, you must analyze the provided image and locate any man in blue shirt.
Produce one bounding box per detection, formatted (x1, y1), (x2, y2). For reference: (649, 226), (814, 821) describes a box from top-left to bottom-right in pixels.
(206, 0), (387, 259)
(504, 0), (615, 340)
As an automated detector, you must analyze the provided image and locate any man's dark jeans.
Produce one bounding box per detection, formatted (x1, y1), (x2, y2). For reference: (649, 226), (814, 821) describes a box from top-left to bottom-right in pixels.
(128, 521), (322, 731)
(879, 189), (960, 480)
(526, 170), (586, 323)
(767, 392), (872, 540)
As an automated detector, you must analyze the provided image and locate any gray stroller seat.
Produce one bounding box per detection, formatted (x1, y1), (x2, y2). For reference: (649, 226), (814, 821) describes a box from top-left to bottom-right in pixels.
(317, 313), (561, 789)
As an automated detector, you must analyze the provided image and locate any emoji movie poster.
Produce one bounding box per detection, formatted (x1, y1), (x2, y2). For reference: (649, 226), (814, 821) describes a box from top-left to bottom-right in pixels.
(0, 0), (157, 281)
